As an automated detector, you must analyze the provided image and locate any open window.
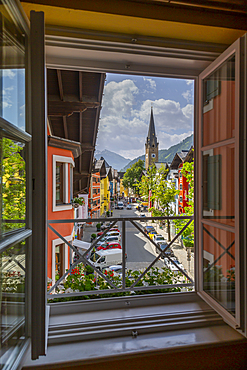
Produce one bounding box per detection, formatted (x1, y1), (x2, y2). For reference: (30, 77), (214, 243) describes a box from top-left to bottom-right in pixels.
(198, 38), (243, 330)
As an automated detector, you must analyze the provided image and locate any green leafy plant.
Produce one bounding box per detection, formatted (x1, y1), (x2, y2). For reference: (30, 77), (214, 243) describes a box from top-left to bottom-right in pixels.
(71, 197), (85, 206)
(49, 264), (190, 302)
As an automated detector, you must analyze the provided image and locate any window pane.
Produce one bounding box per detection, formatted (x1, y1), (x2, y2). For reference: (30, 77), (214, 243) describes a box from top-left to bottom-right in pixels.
(203, 55), (235, 147)
(202, 144), (235, 227)
(0, 136), (26, 238)
(56, 163), (63, 204)
(203, 225), (235, 317)
(0, 12), (25, 130)
(0, 241), (26, 368)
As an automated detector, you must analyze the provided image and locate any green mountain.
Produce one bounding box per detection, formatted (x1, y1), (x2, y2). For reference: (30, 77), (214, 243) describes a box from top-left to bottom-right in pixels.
(95, 149), (131, 171)
(121, 134), (193, 171)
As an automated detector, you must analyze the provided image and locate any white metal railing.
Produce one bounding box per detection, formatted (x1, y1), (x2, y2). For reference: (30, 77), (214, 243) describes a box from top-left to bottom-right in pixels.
(47, 215), (194, 299)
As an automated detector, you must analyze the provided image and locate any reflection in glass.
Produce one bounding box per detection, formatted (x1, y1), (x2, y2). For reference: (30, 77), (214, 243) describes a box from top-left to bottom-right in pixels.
(0, 11), (25, 130)
(0, 136), (26, 237)
(203, 225), (235, 316)
(0, 241), (26, 367)
(203, 55), (235, 147)
(56, 163), (63, 204)
(202, 145), (235, 227)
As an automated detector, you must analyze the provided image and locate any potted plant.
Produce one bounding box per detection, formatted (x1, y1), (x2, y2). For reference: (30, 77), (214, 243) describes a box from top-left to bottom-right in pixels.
(91, 233), (96, 242)
(106, 210), (110, 217)
(96, 223), (101, 231)
(71, 197), (85, 208)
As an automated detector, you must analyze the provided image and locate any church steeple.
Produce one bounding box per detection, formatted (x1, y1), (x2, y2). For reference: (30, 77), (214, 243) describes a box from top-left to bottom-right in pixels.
(145, 107), (159, 170)
(146, 107), (158, 148)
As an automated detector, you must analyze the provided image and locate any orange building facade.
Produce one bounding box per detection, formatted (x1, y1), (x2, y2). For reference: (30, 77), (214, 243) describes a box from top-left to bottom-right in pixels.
(88, 171), (101, 219)
(47, 144), (76, 285)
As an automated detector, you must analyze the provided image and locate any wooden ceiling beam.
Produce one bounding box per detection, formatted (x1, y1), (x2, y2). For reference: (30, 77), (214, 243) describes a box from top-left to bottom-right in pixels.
(48, 101), (100, 116)
(79, 112), (83, 172)
(62, 115), (68, 139)
(74, 170), (91, 177)
(57, 70), (64, 101)
(79, 71), (83, 102)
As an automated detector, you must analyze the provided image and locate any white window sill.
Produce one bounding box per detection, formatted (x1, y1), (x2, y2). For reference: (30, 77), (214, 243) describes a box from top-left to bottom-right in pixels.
(53, 204), (72, 212)
(22, 292), (246, 369)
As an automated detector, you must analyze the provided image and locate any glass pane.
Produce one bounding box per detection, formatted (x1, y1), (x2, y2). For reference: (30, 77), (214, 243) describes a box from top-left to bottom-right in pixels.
(56, 164), (62, 203)
(203, 225), (235, 316)
(0, 11), (25, 130)
(202, 144), (235, 227)
(0, 241), (26, 368)
(203, 55), (235, 147)
(0, 136), (26, 238)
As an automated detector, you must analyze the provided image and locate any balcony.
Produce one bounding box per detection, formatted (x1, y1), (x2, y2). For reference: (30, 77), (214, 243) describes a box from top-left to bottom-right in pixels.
(47, 215), (194, 301)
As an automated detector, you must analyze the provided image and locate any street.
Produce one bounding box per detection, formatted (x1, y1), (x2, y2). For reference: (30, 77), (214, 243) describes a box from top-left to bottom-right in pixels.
(82, 205), (194, 279)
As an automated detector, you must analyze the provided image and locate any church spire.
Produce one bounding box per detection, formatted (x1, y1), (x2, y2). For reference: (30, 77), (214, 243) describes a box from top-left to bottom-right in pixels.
(146, 106), (157, 147)
(145, 106), (159, 170)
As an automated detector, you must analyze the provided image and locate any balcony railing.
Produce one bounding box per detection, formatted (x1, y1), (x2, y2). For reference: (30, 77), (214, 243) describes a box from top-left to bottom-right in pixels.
(47, 215), (194, 300)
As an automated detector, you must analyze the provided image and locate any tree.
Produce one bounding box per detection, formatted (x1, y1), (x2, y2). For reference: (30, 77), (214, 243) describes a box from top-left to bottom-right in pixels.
(138, 164), (156, 203)
(174, 159), (194, 248)
(122, 159), (144, 195)
(1, 138), (26, 233)
(149, 165), (178, 241)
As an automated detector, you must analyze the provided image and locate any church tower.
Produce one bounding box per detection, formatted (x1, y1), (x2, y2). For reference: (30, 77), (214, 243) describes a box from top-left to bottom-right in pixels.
(145, 107), (159, 170)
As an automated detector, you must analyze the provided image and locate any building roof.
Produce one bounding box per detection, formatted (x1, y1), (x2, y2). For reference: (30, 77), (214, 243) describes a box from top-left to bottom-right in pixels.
(94, 158), (107, 178)
(146, 107), (158, 148)
(155, 162), (169, 170)
(170, 150), (189, 170)
(184, 146), (194, 163)
(47, 69), (105, 195)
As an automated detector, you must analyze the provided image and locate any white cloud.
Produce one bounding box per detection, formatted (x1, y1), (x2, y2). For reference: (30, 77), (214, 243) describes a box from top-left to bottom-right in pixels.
(2, 70), (16, 79)
(186, 80), (193, 85)
(143, 77), (156, 90)
(158, 131), (193, 151)
(2, 101), (12, 109)
(20, 104), (25, 117)
(102, 79), (138, 117)
(135, 99), (193, 133)
(182, 89), (192, 103)
(182, 104), (193, 119)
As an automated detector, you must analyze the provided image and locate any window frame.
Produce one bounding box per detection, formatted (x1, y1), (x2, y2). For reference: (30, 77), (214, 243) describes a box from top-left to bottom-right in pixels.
(44, 27), (247, 340)
(52, 154), (74, 212)
(0, 1), (32, 367)
(197, 38), (241, 330)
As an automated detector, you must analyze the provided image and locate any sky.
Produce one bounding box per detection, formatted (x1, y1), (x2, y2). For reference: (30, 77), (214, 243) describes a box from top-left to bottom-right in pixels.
(96, 74), (194, 160)
(0, 69), (25, 131)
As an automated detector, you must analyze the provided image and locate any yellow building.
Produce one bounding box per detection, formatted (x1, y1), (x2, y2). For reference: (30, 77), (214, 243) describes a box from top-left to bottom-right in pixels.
(100, 176), (110, 215)
(119, 178), (128, 198)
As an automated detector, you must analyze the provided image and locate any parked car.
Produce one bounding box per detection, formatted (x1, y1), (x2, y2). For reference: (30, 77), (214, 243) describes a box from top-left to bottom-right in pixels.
(164, 257), (184, 272)
(126, 204), (132, 210)
(97, 242), (121, 251)
(148, 230), (157, 239)
(101, 222), (111, 231)
(155, 242), (174, 257)
(153, 234), (166, 243)
(96, 235), (121, 246)
(144, 225), (155, 234)
(102, 265), (127, 277)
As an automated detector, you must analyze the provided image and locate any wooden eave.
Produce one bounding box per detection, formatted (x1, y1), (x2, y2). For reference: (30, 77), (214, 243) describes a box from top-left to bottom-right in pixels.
(47, 68), (106, 195)
(48, 135), (82, 158)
